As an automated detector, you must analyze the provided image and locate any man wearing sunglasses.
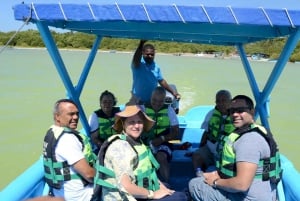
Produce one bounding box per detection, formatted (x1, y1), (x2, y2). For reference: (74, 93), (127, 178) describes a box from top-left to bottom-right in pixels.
(189, 95), (282, 201)
(130, 40), (180, 105)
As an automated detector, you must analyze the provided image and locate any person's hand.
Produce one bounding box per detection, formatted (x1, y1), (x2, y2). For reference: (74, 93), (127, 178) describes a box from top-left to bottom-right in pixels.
(153, 184), (175, 199)
(174, 93), (181, 100)
(203, 171), (220, 186)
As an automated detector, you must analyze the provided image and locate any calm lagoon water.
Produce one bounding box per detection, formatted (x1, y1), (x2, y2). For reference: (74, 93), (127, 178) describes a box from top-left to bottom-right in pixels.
(1, 48), (300, 189)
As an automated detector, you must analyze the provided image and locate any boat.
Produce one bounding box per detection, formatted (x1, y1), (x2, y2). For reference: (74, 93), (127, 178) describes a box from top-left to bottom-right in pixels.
(1, 0), (300, 200)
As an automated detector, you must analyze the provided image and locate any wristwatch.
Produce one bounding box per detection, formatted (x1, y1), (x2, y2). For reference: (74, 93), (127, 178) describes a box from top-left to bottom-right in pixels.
(147, 190), (154, 199)
(213, 179), (219, 188)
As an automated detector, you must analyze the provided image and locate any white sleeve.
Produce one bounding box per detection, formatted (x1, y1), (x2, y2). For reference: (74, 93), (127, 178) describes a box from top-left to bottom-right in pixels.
(55, 134), (85, 166)
(88, 112), (99, 132)
(168, 106), (179, 126)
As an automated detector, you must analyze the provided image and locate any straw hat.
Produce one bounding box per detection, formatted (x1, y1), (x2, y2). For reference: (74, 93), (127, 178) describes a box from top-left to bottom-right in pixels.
(113, 105), (155, 133)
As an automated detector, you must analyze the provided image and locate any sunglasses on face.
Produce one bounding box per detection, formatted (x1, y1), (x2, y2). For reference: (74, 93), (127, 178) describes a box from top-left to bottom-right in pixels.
(228, 107), (250, 114)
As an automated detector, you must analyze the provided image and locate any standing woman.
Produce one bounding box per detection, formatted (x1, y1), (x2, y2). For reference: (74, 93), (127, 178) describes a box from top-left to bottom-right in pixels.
(88, 90), (121, 153)
(92, 105), (187, 201)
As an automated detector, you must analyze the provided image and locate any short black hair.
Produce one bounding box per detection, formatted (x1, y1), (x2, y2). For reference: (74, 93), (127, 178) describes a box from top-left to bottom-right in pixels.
(143, 44), (155, 51)
(99, 90), (117, 106)
(232, 95), (254, 109)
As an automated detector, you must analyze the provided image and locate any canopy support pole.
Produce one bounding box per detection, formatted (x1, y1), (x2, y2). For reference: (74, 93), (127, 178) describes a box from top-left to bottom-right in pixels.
(237, 29), (300, 129)
(236, 44), (270, 126)
(260, 30), (300, 107)
(77, 35), (102, 95)
(36, 22), (101, 135)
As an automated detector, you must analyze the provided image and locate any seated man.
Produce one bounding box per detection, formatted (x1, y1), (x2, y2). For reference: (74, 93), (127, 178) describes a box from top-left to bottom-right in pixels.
(192, 90), (234, 174)
(141, 86), (179, 183)
(43, 99), (95, 201)
(189, 95), (282, 201)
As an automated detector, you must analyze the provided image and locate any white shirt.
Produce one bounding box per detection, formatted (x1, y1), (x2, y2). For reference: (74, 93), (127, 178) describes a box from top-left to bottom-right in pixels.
(53, 131), (93, 201)
(88, 112), (99, 132)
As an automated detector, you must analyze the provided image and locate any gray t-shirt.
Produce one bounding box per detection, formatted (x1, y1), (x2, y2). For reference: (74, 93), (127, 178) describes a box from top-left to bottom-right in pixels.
(232, 131), (277, 201)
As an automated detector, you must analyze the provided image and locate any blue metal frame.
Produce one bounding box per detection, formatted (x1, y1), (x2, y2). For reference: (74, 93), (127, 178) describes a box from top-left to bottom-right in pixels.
(36, 22), (102, 135)
(237, 30), (300, 129)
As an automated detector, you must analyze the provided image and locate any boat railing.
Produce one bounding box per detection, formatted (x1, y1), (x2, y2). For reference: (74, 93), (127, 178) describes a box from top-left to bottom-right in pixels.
(0, 157), (46, 201)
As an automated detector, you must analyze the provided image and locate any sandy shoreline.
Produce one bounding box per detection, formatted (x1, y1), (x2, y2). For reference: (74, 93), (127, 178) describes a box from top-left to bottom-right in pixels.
(8, 46), (294, 63)
(10, 46), (242, 59)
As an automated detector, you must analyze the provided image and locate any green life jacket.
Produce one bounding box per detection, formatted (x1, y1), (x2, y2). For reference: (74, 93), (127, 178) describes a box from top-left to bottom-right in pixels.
(78, 133), (97, 165)
(95, 107), (120, 141)
(43, 126), (96, 189)
(92, 134), (160, 199)
(97, 117), (117, 140)
(207, 109), (235, 143)
(217, 124), (282, 184)
(143, 105), (170, 144)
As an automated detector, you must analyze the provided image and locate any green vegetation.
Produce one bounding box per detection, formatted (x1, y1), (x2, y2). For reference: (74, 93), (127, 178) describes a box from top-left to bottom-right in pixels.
(1, 30), (300, 61)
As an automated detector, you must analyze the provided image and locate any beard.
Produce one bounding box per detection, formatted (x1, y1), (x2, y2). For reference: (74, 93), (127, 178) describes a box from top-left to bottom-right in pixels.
(143, 56), (153, 64)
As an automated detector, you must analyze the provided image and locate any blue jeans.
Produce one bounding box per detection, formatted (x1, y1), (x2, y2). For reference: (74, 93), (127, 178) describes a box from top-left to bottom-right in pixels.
(137, 191), (188, 201)
(189, 176), (244, 201)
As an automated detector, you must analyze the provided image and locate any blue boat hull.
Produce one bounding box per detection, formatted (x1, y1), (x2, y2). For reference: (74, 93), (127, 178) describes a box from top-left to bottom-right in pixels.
(1, 106), (300, 201)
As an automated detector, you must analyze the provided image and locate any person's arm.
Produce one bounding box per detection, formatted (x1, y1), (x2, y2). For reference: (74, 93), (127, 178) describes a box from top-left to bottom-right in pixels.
(151, 107), (179, 146)
(199, 110), (214, 146)
(56, 134), (95, 183)
(166, 125), (179, 141)
(132, 40), (147, 68)
(204, 161), (257, 192)
(199, 132), (208, 147)
(90, 130), (102, 148)
(159, 79), (181, 100)
(73, 158), (95, 183)
(121, 174), (174, 199)
(165, 106), (179, 141)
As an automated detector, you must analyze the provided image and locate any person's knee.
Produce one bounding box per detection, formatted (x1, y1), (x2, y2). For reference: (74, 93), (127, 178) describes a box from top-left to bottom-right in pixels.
(189, 177), (204, 192)
(189, 177), (198, 188)
(156, 151), (168, 162)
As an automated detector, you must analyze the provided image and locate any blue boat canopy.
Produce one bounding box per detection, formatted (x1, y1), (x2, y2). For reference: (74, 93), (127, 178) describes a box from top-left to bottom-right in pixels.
(14, 0), (300, 45)
(13, 0), (300, 134)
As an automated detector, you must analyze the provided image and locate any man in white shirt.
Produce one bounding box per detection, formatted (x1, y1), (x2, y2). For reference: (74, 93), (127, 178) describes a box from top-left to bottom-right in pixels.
(43, 99), (95, 201)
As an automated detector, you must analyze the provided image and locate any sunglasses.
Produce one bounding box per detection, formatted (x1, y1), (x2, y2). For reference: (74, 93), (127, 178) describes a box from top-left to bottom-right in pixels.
(228, 107), (250, 114)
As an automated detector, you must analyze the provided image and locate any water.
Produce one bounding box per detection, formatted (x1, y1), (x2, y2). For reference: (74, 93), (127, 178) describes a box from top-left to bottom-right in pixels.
(1, 48), (300, 189)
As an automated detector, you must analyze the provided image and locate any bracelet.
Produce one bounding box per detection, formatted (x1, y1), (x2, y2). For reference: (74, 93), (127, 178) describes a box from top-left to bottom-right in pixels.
(147, 190), (154, 199)
(160, 135), (165, 142)
(213, 178), (219, 188)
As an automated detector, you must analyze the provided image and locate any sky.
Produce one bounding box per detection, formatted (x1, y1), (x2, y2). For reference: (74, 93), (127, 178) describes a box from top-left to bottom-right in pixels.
(1, 0), (30, 32)
(0, 1), (71, 32)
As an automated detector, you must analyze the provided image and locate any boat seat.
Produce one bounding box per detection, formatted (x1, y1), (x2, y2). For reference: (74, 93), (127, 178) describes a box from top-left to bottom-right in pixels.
(181, 127), (205, 145)
(184, 105), (214, 127)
